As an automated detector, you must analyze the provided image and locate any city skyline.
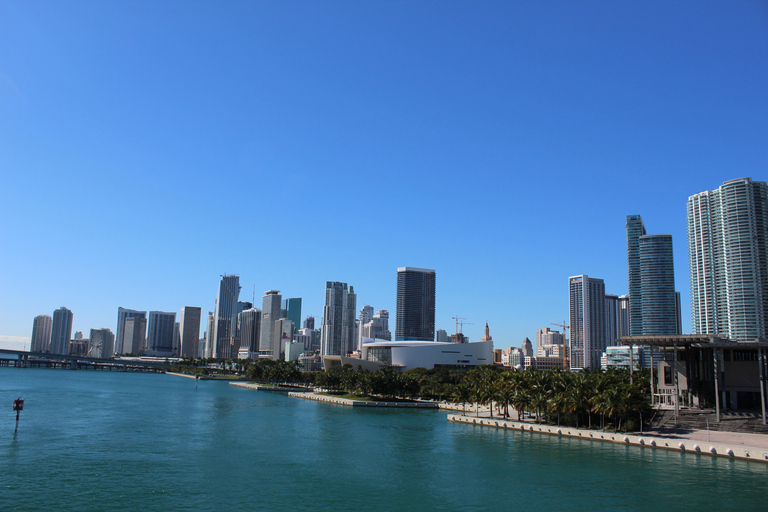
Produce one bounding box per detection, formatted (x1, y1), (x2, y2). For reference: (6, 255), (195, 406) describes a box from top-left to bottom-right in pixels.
(2, 3), (766, 350)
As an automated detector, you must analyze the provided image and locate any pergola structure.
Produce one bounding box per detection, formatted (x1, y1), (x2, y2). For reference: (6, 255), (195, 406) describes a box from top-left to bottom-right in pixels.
(618, 335), (768, 426)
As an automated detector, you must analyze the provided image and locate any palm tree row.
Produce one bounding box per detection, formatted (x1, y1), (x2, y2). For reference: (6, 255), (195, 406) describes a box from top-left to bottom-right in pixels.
(453, 366), (652, 432)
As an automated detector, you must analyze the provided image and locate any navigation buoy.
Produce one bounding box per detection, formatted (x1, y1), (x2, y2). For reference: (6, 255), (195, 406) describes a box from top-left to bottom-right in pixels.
(13, 397), (24, 432)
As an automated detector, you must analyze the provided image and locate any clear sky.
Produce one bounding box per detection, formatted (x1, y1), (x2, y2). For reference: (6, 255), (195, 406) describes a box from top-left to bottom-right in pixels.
(2, 1), (767, 351)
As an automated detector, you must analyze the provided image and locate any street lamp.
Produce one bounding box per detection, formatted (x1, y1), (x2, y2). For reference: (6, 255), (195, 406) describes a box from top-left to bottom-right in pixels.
(699, 413), (710, 442)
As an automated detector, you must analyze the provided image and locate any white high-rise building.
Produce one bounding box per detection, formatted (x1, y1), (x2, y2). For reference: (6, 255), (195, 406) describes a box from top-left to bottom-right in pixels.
(688, 178), (768, 341)
(321, 281), (357, 356)
(123, 316), (147, 355)
(569, 275), (607, 370)
(260, 290), (282, 359)
(30, 315), (52, 353)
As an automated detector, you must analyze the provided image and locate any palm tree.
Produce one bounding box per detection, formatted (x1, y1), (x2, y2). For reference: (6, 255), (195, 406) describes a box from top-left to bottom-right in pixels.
(452, 384), (473, 416)
(495, 382), (515, 419)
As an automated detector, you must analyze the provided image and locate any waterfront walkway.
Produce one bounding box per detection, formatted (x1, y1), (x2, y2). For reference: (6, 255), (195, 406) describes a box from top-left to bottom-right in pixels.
(448, 414), (768, 464)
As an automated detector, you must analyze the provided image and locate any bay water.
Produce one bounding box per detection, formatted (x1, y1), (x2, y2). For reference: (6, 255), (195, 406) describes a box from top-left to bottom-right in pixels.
(1, 368), (765, 511)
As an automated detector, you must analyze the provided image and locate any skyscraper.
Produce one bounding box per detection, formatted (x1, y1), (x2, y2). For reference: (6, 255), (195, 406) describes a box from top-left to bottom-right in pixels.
(204, 311), (214, 358)
(639, 234), (679, 335)
(626, 215), (679, 336)
(237, 308), (261, 359)
(395, 267), (436, 341)
(282, 298), (302, 332)
(212, 275), (241, 359)
(115, 308), (147, 355)
(50, 307), (73, 355)
(687, 178), (768, 341)
(123, 316), (147, 355)
(321, 281), (356, 356)
(260, 290), (282, 359)
(179, 306), (202, 359)
(569, 275), (607, 370)
(626, 215), (646, 336)
(146, 311), (176, 356)
(30, 314), (52, 353)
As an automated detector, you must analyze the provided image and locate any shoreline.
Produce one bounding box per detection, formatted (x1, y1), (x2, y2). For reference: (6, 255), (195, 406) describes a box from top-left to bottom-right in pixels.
(448, 414), (768, 464)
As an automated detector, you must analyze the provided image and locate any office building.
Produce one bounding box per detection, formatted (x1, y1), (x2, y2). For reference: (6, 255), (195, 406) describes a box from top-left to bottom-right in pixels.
(395, 267), (436, 341)
(260, 290), (282, 359)
(30, 314), (52, 353)
(303, 316), (315, 330)
(298, 327), (321, 352)
(115, 308), (147, 355)
(688, 178), (768, 341)
(123, 316), (147, 355)
(282, 298), (302, 332)
(321, 281), (357, 356)
(179, 307), (201, 359)
(569, 275), (607, 370)
(275, 318), (295, 360)
(536, 327), (565, 357)
(50, 307), (73, 355)
(211, 275), (241, 358)
(436, 329), (449, 342)
(146, 311), (176, 356)
(237, 308), (262, 359)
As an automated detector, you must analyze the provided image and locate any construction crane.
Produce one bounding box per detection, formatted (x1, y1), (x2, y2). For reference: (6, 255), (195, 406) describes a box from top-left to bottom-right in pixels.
(551, 321), (570, 370)
(451, 316), (474, 343)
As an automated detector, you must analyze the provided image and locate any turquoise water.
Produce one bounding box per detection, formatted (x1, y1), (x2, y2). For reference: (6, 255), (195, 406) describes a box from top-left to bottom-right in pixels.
(1, 368), (766, 511)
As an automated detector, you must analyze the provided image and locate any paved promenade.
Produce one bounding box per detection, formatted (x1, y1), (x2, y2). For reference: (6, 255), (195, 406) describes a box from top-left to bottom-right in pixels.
(448, 414), (768, 464)
(287, 391), (438, 408)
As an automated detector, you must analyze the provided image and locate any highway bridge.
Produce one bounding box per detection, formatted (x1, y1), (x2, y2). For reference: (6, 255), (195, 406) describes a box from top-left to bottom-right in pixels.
(0, 349), (173, 372)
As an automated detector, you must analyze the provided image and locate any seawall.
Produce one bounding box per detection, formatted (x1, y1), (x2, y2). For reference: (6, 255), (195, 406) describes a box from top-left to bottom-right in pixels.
(288, 391), (438, 408)
(447, 414), (768, 464)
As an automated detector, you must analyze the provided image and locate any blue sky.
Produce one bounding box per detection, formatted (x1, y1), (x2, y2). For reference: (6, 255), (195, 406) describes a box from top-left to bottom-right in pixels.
(2, 1), (767, 350)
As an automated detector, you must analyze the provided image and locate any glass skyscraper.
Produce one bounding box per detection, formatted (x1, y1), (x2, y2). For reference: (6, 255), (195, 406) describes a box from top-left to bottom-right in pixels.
(626, 215), (679, 336)
(639, 234), (678, 335)
(687, 177), (768, 341)
(395, 267), (436, 341)
(626, 215), (646, 336)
